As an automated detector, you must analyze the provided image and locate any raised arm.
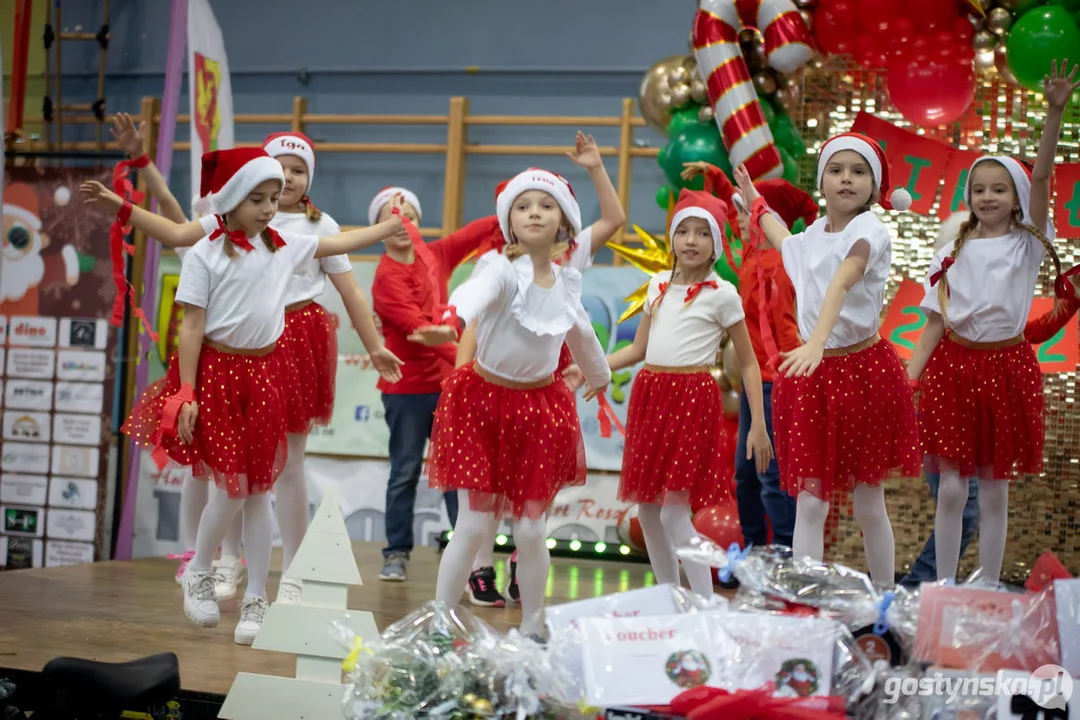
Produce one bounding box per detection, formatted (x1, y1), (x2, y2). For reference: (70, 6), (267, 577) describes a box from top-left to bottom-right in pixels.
(735, 164), (791, 250)
(81, 181), (209, 247)
(430, 215), (502, 271)
(407, 258), (512, 347)
(314, 215), (403, 258)
(1030, 59), (1079, 234)
(566, 131), (626, 251)
(111, 112), (187, 224)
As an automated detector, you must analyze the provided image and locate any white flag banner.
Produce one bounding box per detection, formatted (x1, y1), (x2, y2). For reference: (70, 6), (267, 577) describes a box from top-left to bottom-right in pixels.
(187, 0), (234, 210)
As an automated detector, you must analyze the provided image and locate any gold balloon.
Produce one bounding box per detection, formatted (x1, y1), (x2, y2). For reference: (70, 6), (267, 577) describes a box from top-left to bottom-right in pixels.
(690, 78), (708, 103)
(775, 83), (802, 114)
(972, 29), (997, 53)
(739, 28), (759, 45)
(682, 55), (699, 74)
(722, 340), (742, 391)
(968, 14), (985, 31)
(744, 42), (767, 72)
(754, 71), (778, 95)
(722, 390), (741, 418)
(808, 52), (826, 69)
(974, 48), (996, 73)
(668, 65), (691, 89)
(986, 7), (1012, 36)
(994, 44), (1018, 85)
(698, 104), (715, 124)
(799, 9), (813, 31)
(671, 83), (692, 109)
(639, 56), (693, 136)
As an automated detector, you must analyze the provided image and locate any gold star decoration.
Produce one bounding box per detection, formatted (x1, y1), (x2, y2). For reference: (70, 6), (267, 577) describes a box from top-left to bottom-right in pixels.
(607, 223), (674, 323)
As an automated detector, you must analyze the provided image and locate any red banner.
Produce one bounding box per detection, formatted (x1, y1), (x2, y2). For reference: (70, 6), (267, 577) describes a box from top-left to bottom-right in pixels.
(1054, 162), (1080, 239)
(937, 148), (983, 221)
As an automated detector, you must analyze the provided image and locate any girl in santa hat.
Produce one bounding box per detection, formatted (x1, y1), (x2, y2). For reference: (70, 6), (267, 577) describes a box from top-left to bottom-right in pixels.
(407, 167), (611, 637)
(906, 59), (1079, 584)
(605, 187), (772, 597)
(735, 132), (920, 586)
(454, 131), (625, 608)
(81, 147), (406, 643)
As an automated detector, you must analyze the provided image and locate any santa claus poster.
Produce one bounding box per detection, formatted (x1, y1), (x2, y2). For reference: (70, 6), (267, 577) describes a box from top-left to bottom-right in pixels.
(0, 166), (118, 571)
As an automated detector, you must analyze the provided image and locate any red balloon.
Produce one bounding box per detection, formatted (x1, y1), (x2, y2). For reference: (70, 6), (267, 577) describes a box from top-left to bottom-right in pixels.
(693, 504), (744, 549)
(908, 0), (958, 31)
(894, 16), (916, 39)
(887, 57), (976, 127)
(953, 16), (973, 40)
(858, 0), (898, 35)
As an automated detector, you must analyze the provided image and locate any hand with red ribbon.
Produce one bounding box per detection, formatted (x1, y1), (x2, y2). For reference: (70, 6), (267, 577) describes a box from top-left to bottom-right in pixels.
(149, 383), (198, 467)
(80, 180), (125, 212)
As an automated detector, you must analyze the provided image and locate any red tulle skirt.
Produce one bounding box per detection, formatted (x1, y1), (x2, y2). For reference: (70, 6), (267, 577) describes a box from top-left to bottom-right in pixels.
(919, 333), (1044, 479)
(618, 366), (731, 511)
(427, 362), (586, 519)
(278, 301), (338, 433)
(121, 343), (290, 498)
(773, 336), (920, 499)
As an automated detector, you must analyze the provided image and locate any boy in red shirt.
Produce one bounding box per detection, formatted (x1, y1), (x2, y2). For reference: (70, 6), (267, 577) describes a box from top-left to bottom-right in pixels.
(368, 187), (500, 581)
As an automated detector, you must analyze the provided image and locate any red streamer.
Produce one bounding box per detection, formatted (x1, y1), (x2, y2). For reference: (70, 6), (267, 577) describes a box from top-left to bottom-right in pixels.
(596, 393), (626, 439)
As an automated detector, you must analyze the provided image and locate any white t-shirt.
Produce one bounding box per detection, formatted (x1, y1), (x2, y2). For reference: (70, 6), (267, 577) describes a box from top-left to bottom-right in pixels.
(449, 252), (610, 389)
(471, 225), (595, 277)
(175, 217), (320, 349)
(643, 270), (744, 367)
(270, 211), (351, 305)
(921, 229), (1045, 342)
(781, 211), (892, 349)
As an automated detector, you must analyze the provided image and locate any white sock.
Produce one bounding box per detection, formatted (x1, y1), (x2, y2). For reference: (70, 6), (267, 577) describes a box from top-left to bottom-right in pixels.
(191, 485), (244, 573)
(221, 514), (243, 559)
(853, 483), (895, 584)
(241, 492), (274, 600)
(792, 490), (830, 562)
(637, 503), (679, 586)
(934, 470), (969, 583)
(977, 479), (1009, 584)
(470, 513), (499, 571)
(180, 473), (208, 552)
(435, 495), (492, 605)
(512, 515), (550, 636)
(275, 433), (311, 575)
(659, 496), (714, 597)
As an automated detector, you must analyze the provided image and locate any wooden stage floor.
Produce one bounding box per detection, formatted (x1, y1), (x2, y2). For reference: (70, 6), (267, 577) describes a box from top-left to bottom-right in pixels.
(0, 541), (659, 699)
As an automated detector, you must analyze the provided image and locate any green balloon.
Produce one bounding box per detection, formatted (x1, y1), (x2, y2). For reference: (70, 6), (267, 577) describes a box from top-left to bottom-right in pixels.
(772, 113), (806, 157)
(1014, 0), (1049, 13)
(656, 184), (676, 210)
(779, 147), (800, 185)
(666, 107), (701, 137)
(1006, 6), (1080, 91)
(759, 96), (777, 127)
(1047, 0), (1079, 10)
(659, 124), (733, 190)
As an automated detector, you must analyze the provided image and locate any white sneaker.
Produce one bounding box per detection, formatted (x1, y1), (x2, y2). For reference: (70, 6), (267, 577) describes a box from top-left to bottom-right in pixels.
(276, 577), (303, 604)
(212, 555), (244, 601)
(234, 595), (269, 645)
(182, 569), (220, 628)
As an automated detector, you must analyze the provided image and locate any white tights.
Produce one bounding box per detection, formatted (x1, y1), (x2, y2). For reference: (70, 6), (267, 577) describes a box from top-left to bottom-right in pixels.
(792, 484), (895, 585)
(436, 493), (548, 635)
(636, 494), (714, 598)
(189, 484), (274, 599)
(935, 469), (1008, 583)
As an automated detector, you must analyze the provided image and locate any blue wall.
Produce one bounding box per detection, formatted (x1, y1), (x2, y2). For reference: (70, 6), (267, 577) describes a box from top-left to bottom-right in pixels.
(52, 0), (699, 254)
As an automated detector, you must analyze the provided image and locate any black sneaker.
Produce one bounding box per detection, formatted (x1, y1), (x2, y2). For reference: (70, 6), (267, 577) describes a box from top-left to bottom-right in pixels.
(506, 550), (520, 604)
(467, 566), (506, 607)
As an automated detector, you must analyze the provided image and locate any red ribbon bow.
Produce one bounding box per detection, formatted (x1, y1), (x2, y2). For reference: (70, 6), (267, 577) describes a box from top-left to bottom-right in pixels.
(149, 382), (196, 469)
(595, 393), (626, 439)
(685, 280), (718, 303)
(1054, 264), (1080, 300)
(929, 256), (955, 296)
(208, 216), (255, 252)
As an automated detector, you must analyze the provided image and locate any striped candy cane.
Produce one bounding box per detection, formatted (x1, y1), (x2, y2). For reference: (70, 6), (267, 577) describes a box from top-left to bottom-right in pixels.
(693, 0), (813, 181)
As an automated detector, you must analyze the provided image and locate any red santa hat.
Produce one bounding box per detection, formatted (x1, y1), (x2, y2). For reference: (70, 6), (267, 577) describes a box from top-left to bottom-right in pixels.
(963, 155), (1054, 238)
(816, 132), (912, 212)
(3, 183), (42, 231)
(194, 148), (284, 216)
(496, 168), (582, 243)
(669, 188), (729, 260)
(368, 187), (421, 226)
(733, 178), (819, 231)
(263, 131), (316, 192)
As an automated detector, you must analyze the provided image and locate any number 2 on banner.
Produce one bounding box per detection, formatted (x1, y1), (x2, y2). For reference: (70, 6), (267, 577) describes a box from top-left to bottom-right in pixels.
(889, 306), (927, 354)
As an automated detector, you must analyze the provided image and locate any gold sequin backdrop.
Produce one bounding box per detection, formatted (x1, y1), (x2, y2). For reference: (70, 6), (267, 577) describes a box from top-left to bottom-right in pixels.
(791, 58), (1079, 583)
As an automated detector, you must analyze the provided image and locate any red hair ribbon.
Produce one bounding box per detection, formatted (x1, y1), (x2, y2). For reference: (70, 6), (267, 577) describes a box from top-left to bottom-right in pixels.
(208, 215), (255, 252)
(749, 196), (781, 372)
(300, 195), (319, 214)
(149, 382), (196, 469)
(595, 393), (626, 439)
(928, 256), (955, 294)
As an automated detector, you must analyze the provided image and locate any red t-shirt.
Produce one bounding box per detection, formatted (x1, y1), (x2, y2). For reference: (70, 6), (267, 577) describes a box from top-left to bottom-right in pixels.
(737, 241), (800, 383)
(372, 216), (500, 394)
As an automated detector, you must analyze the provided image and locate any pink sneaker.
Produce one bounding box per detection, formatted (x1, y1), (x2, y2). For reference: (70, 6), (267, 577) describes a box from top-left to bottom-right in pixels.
(168, 551), (196, 585)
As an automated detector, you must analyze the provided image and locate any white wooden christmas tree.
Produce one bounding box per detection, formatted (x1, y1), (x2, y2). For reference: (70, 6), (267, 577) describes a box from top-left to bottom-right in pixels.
(219, 492), (379, 719)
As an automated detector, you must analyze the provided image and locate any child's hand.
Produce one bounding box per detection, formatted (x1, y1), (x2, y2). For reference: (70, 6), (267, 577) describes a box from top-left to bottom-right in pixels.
(1044, 59), (1080, 111)
(561, 363), (585, 392)
(177, 401), (198, 445)
(777, 341), (824, 378)
(733, 164), (760, 209)
(407, 324), (458, 346)
(566, 131), (602, 171)
(747, 421), (774, 474)
(679, 161), (711, 183)
(110, 112), (146, 158)
(369, 347), (404, 383)
(80, 181), (124, 212)
(583, 382), (607, 401)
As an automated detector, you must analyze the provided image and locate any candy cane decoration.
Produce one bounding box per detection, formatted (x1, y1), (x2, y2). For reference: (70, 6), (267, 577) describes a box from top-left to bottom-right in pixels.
(693, 0), (814, 181)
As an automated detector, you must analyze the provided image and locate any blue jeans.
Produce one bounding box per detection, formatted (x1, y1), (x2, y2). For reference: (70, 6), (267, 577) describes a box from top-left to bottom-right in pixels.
(901, 466), (980, 585)
(382, 392), (459, 557)
(734, 382), (796, 548)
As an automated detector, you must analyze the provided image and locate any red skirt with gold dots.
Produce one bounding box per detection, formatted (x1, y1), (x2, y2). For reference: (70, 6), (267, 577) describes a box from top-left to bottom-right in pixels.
(919, 333), (1043, 480)
(278, 300), (338, 434)
(773, 335), (920, 499)
(121, 342), (291, 498)
(618, 365), (731, 511)
(426, 361), (586, 519)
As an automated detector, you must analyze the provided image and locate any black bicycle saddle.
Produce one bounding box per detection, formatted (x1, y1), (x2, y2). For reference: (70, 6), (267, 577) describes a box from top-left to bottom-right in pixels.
(40, 652), (180, 709)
